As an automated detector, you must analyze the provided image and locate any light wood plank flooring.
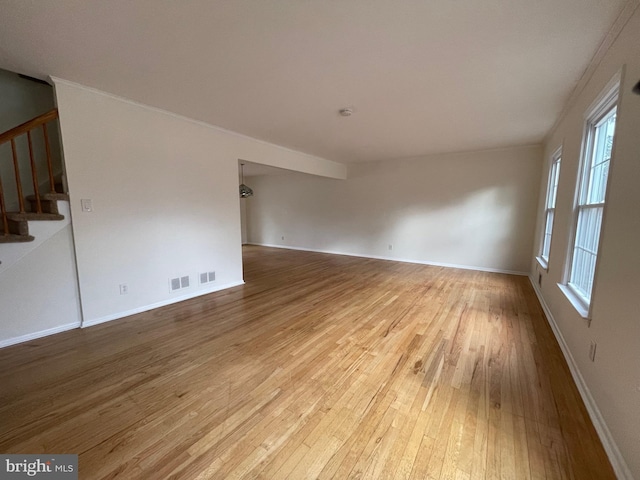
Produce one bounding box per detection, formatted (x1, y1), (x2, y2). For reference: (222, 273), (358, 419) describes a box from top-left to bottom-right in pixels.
(0, 246), (615, 479)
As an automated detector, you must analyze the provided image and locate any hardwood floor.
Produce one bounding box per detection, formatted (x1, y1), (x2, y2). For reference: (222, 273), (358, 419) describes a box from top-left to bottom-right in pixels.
(0, 246), (614, 479)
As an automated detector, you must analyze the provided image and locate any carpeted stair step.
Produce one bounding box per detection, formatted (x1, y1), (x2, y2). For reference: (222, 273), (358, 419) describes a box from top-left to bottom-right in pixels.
(0, 233), (35, 243)
(4, 212), (65, 236)
(26, 193), (70, 214)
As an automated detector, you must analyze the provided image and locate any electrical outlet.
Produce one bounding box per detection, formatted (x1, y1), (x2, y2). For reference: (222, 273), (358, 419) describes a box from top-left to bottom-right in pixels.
(388, 244), (393, 251)
(589, 341), (597, 362)
(281, 236), (285, 241)
(81, 199), (93, 212)
(119, 284), (128, 295)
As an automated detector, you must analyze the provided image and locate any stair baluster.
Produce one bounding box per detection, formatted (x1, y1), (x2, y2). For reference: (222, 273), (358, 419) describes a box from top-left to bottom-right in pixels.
(10, 138), (26, 214)
(0, 177), (8, 236)
(0, 109), (62, 239)
(42, 123), (56, 194)
(26, 131), (42, 213)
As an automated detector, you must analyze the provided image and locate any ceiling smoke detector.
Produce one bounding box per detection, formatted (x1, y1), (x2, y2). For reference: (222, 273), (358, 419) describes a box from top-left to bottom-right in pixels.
(339, 107), (354, 117)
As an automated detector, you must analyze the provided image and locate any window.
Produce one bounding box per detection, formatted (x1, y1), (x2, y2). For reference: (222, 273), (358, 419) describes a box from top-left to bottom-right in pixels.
(563, 80), (618, 315)
(539, 149), (561, 267)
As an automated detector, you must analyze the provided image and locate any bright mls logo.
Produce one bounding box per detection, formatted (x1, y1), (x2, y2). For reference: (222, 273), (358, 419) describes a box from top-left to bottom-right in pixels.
(0, 455), (77, 479)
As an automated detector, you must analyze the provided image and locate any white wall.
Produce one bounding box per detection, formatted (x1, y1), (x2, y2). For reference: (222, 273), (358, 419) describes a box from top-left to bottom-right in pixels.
(0, 69), (55, 131)
(246, 145), (542, 274)
(531, 7), (640, 479)
(52, 78), (345, 326)
(0, 202), (82, 347)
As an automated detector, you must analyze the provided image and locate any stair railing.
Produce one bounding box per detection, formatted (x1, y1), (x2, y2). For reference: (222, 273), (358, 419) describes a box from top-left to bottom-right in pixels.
(0, 109), (59, 236)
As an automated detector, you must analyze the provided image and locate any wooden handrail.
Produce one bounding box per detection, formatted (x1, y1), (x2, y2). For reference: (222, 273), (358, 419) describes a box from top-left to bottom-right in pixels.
(0, 109), (58, 145)
(0, 109), (61, 227)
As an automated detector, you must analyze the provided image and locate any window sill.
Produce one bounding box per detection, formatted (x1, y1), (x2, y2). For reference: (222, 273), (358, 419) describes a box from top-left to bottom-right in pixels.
(557, 283), (590, 319)
(536, 256), (549, 271)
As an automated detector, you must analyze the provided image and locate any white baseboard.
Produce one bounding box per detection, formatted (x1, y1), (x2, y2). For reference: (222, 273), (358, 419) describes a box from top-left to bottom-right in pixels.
(247, 243), (528, 276)
(0, 321), (82, 349)
(81, 280), (245, 328)
(0, 281), (246, 347)
(528, 276), (633, 480)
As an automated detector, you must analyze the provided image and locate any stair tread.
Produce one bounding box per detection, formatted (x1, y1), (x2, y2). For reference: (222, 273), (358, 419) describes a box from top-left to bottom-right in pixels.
(0, 233), (35, 243)
(26, 193), (69, 202)
(6, 212), (64, 221)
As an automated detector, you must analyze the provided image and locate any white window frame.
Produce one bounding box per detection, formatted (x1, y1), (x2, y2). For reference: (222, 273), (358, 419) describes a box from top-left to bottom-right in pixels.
(559, 73), (620, 318)
(537, 147), (562, 270)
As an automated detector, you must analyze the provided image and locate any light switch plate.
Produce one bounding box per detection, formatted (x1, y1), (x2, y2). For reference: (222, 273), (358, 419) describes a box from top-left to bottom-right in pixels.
(81, 199), (93, 212)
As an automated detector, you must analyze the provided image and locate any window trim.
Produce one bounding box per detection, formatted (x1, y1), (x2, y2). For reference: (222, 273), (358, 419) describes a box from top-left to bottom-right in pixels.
(537, 146), (562, 270)
(559, 71), (621, 319)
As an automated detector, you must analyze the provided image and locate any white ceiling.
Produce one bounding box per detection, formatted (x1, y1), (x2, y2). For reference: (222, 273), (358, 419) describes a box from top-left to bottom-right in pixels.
(0, 0), (628, 163)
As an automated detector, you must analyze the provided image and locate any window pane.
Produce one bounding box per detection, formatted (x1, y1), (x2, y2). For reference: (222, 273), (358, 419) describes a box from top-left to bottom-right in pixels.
(588, 162), (607, 204)
(542, 210), (554, 259)
(586, 112), (615, 205)
(566, 86), (617, 313)
(549, 159), (561, 208)
(603, 114), (615, 160)
(540, 154), (561, 260)
(570, 206), (603, 301)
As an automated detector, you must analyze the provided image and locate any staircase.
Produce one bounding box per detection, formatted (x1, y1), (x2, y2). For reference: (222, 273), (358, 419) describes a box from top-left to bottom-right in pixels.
(0, 109), (67, 246)
(0, 107), (81, 348)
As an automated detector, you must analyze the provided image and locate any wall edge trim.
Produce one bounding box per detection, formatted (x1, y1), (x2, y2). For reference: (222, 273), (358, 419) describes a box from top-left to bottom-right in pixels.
(544, 0), (640, 144)
(49, 76), (347, 179)
(81, 281), (245, 328)
(248, 243), (528, 276)
(0, 322), (82, 349)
